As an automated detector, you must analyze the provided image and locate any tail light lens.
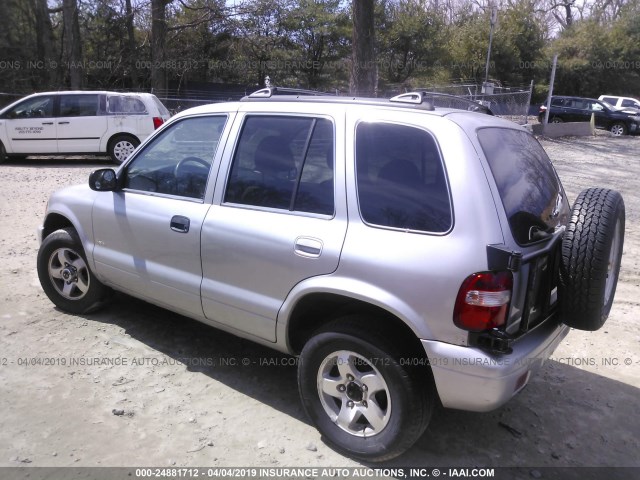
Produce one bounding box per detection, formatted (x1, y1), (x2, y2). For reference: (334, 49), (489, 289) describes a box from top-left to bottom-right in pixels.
(152, 117), (164, 129)
(453, 271), (513, 332)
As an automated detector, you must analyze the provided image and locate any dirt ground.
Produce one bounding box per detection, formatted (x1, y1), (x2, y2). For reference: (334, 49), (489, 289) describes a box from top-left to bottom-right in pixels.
(0, 133), (638, 474)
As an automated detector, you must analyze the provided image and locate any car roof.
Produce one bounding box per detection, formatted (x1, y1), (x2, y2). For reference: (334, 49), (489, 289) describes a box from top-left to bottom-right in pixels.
(169, 95), (522, 133)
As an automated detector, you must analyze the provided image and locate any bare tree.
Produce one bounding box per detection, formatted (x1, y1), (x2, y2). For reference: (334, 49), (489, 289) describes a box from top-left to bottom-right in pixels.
(124, 0), (138, 88)
(151, 0), (172, 92)
(62, 0), (83, 88)
(351, 0), (376, 96)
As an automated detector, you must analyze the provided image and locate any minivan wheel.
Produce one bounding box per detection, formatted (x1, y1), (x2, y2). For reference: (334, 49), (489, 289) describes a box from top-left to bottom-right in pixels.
(37, 228), (110, 314)
(298, 317), (433, 461)
(560, 188), (625, 331)
(108, 135), (139, 163)
(551, 117), (563, 123)
(0, 141), (7, 163)
(610, 122), (627, 136)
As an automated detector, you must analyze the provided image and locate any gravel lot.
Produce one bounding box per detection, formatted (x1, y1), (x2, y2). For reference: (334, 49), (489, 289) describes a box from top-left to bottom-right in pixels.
(0, 133), (638, 474)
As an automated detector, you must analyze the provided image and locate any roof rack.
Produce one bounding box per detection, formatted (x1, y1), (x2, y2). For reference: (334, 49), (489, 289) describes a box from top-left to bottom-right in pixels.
(389, 92), (435, 110)
(246, 87), (334, 99)
(240, 86), (492, 115)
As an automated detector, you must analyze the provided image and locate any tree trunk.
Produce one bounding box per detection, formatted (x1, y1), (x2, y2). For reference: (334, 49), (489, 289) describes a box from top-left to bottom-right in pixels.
(151, 0), (169, 92)
(125, 0), (138, 88)
(33, 0), (56, 88)
(350, 0), (376, 97)
(62, 0), (83, 88)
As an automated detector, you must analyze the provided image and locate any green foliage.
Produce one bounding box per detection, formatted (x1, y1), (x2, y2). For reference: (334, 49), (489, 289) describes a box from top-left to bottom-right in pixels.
(545, 2), (640, 98)
(0, 0), (638, 100)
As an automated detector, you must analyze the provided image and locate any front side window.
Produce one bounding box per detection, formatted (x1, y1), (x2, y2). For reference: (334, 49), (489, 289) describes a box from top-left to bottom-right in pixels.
(224, 115), (334, 215)
(478, 127), (570, 245)
(4, 95), (55, 118)
(124, 115), (226, 199)
(59, 94), (99, 117)
(355, 122), (451, 232)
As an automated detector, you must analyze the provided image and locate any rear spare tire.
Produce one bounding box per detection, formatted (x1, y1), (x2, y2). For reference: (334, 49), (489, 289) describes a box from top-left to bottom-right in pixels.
(560, 188), (625, 330)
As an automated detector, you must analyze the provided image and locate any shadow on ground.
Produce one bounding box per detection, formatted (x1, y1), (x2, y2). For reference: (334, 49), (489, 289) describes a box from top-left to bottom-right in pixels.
(81, 292), (640, 473)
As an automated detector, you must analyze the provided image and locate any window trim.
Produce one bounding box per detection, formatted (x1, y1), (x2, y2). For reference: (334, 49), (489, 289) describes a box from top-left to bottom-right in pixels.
(221, 112), (336, 218)
(353, 119), (454, 236)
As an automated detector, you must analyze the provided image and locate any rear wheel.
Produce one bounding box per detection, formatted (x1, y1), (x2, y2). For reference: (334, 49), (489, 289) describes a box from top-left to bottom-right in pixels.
(610, 122), (627, 136)
(560, 188), (625, 330)
(37, 228), (111, 314)
(0, 141), (7, 163)
(108, 135), (139, 164)
(298, 316), (433, 461)
(551, 116), (563, 123)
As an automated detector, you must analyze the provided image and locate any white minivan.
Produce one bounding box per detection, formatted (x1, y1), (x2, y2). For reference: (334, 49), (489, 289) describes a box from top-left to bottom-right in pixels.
(0, 91), (171, 163)
(599, 95), (640, 110)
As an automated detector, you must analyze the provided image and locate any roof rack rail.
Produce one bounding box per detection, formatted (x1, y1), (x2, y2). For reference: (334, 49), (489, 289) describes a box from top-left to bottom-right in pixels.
(389, 92), (435, 110)
(246, 86), (334, 99)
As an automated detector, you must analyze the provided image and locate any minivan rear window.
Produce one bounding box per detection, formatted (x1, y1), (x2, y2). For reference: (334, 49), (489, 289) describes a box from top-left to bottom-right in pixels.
(478, 128), (569, 245)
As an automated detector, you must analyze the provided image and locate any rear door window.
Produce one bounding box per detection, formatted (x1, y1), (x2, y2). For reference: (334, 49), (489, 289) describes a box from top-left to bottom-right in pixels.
(478, 127), (569, 245)
(355, 122), (451, 232)
(224, 115), (334, 215)
(59, 94), (99, 117)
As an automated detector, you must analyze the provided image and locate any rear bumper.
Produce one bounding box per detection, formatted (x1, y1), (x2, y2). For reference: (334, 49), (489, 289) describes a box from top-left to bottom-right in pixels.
(421, 320), (570, 412)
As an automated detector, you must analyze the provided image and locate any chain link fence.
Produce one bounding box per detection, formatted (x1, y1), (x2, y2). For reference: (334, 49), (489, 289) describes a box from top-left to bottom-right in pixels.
(2, 82), (535, 124)
(382, 82), (535, 125)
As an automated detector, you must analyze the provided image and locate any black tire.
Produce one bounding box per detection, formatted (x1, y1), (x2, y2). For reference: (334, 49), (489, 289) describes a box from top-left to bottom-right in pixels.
(610, 122), (627, 136)
(298, 316), (433, 461)
(0, 141), (7, 164)
(37, 228), (111, 314)
(108, 134), (139, 164)
(560, 188), (625, 330)
(551, 116), (563, 123)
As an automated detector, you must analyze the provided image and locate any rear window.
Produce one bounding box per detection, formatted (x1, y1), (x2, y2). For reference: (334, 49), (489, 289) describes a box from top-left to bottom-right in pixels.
(478, 128), (569, 245)
(355, 122), (451, 232)
(151, 95), (171, 117)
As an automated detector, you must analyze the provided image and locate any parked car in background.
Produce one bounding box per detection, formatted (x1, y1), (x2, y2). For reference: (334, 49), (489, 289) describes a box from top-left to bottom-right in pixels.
(539, 95), (640, 136)
(38, 88), (625, 461)
(599, 95), (640, 111)
(0, 91), (171, 163)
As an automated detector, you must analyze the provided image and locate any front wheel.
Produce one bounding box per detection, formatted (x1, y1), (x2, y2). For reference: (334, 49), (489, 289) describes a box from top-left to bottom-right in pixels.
(298, 317), (433, 461)
(37, 228), (110, 314)
(0, 141), (7, 163)
(610, 122), (627, 136)
(108, 135), (140, 164)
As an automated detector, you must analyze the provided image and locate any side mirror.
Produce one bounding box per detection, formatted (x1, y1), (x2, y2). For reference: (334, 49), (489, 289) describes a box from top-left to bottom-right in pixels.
(89, 168), (118, 191)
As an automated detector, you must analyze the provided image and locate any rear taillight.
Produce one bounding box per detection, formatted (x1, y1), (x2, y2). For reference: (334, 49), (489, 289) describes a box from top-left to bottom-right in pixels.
(152, 117), (164, 129)
(453, 271), (513, 332)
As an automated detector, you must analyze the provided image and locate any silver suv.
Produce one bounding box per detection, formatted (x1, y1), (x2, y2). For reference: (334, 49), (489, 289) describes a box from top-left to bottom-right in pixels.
(37, 88), (625, 461)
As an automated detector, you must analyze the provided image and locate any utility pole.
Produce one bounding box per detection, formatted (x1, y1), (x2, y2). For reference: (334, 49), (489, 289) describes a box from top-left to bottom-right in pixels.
(483, 2), (498, 94)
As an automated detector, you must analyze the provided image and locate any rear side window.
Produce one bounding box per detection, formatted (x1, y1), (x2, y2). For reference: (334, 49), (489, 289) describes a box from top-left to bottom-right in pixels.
(355, 122), (451, 232)
(478, 128), (569, 245)
(224, 115), (334, 215)
(106, 95), (147, 115)
(550, 98), (565, 107)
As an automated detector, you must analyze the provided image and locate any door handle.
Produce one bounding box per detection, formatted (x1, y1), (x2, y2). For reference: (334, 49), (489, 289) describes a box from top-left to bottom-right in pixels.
(294, 236), (323, 258)
(42, 122), (54, 125)
(170, 215), (190, 233)
(58, 121), (70, 125)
